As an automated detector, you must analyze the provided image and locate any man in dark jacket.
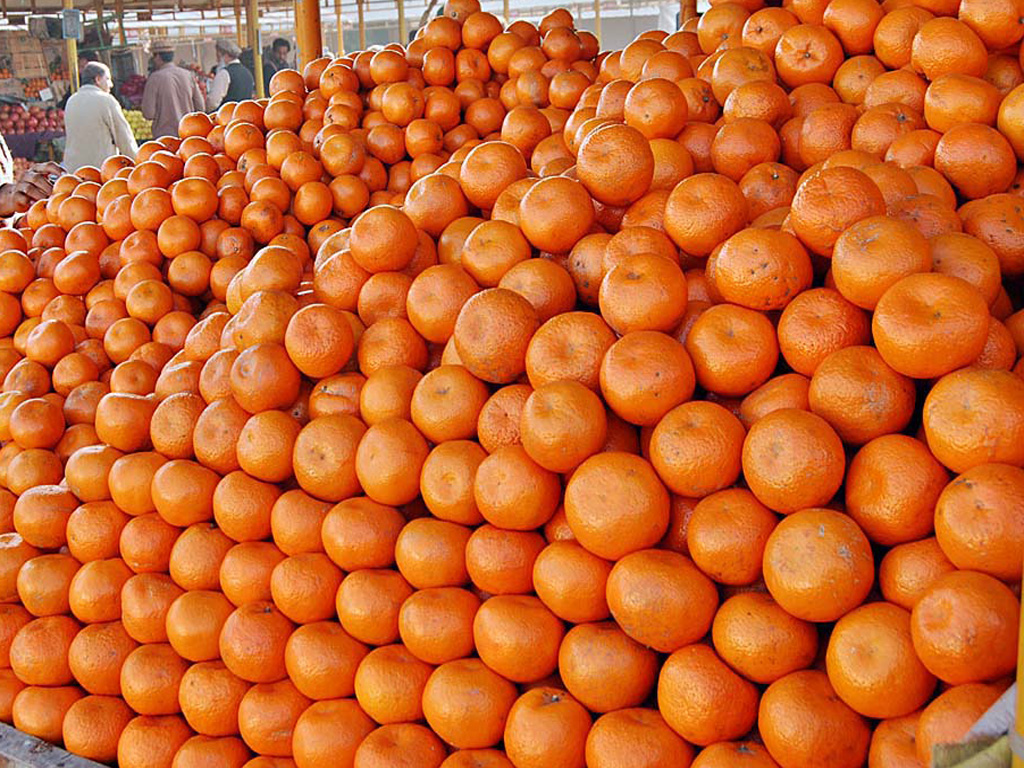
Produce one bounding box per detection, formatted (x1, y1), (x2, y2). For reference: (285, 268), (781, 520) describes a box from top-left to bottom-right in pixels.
(207, 39), (254, 109)
(263, 38), (292, 93)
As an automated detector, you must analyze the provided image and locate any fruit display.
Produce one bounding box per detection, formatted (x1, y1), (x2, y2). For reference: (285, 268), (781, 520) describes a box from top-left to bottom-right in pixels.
(0, 103), (64, 134)
(21, 78), (50, 99)
(0, 0), (1022, 766)
(182, 63), (213, 100)
(119, 74), (147, 108)
(124, 108), (154, 141)
(11, 157), (32, 179)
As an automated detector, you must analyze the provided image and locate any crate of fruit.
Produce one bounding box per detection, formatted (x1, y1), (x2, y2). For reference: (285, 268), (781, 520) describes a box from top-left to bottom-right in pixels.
(0, 79), (21, 98)
(122, 107), (152, 141)
(11, 53), (46, 79)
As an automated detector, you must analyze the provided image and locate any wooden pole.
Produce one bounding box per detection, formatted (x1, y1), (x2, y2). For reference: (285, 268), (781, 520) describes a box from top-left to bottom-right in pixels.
(93, 0), (104, 47)
(357, 0), (365, 49)
(65, 0), (79, 92)
(335, 0), (343, 54)
(0, 723), (103, 768)
(247, 0), (265, 97)
(397, 0), (406, 44)
(115, 0), (127, 45)
(234, 0), (243, 46)
(295, 0), (322, 67)
(502, 0), (508, 22)
(245, 0), (256, 55)
(593, 0), (600, 45)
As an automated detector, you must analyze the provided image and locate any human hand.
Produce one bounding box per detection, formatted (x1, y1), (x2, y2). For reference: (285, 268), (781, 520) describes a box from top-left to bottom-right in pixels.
(0, 161), (63, 215)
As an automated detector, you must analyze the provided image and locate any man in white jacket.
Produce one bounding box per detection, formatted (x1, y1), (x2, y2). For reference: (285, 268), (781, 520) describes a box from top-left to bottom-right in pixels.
(63, 61), (139, 172)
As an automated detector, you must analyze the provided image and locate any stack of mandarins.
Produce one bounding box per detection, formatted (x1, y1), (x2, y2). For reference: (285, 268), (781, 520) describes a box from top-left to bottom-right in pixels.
(0, 0), (1022, 765)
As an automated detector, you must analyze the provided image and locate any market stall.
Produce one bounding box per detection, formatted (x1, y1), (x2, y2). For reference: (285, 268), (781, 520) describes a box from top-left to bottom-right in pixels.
(0, 13), (229, 155)
(0, 28), (68, 165)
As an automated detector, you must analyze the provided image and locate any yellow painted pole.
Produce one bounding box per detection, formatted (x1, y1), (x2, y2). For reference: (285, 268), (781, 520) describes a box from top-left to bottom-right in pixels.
(295, 0), (322, 67)
(357, 0), (365, 49)
(335, 0), (343, 54)
(397, 0), (406, 44)
(247, 0), (265, 97)
(1014, 574), (1024, 768)
(593, 0), (600, 45)
(65, 0), (79, 92)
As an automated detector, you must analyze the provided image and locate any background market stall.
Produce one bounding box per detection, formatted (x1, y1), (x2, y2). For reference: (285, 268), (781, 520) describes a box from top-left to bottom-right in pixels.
(1, 0), (705, 101)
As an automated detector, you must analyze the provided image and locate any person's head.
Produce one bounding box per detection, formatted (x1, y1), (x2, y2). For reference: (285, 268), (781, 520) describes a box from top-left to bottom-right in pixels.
(272, 38), (291, 61)
(151, 42), (175, 65)
(81, 61), (112, 92)
(216, 39), (242, 63)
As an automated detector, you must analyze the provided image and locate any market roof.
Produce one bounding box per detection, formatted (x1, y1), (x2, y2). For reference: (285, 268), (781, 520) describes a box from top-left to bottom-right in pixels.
(3, 0), (668, 11)
(0, 0), (676, 45)
(1, 0), (671, 24)
(2, 0), (293, 10)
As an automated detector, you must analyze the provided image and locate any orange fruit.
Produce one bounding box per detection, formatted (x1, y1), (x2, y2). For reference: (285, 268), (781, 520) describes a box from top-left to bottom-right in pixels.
(825, 601), (936, 719)
(518, 176), (595, 254)
(558, 622), (658, 714)
(452, 288), (539, 384)
(685, 304), (779, 397)
(686, 488), (778, 586)
(867, 713), (921, 768)
(564, 452), (670, 561)
(503, 687), (591, 768)
(915, 683), (1005, 766)
(741, 409), (845, 513)
(910, 570), (1018, 685)
(658, 643), (759, 746)
(712, 591), (818, 684)
(808, 345), (916, 444)
(872, 273), (990, 380)
(759, 670), (870, 768)
(934, 463), (1024, 580)
(606, 548), (718, 653)
(789, 166), (885, 255)
(763, 507), (874, 622)
(845, 434), (948, 546)
(649, 402), (745, 499)
(62, 695), (134, 763)
(585, 708), (695, 768)
(292, 699), (375, 768)
(219, 601), (294, 684)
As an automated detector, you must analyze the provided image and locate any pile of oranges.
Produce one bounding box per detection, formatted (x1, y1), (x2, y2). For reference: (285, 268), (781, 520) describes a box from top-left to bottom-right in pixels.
(0, 0), (1023, 766)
